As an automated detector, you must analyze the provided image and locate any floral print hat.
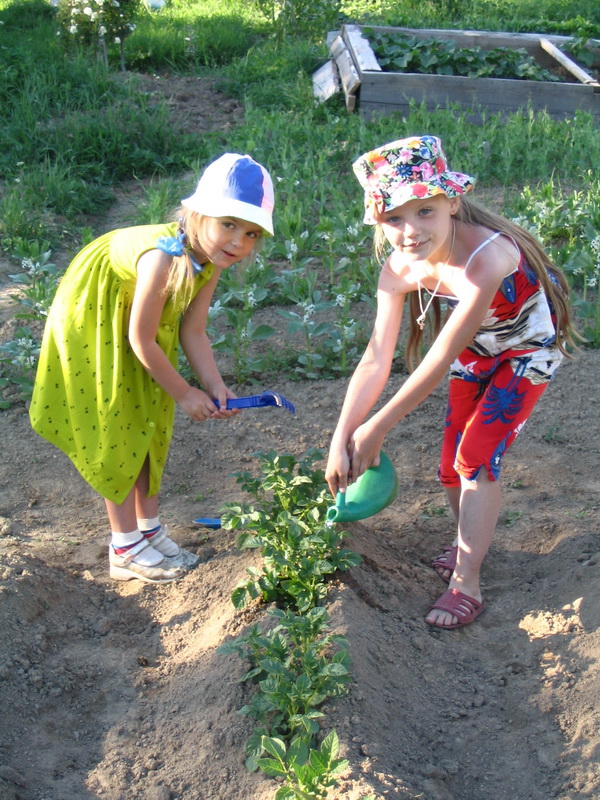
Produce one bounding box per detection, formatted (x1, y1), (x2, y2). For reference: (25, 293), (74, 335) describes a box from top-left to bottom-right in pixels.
(353, 135), (476, 225)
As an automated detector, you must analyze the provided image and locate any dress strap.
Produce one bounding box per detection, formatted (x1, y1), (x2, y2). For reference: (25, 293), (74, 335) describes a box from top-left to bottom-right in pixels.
(464, 232), (502, 270)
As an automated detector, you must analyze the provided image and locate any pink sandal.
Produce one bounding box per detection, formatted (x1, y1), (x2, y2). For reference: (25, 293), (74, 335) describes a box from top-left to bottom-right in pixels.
(431, 544), (458, 583)
(426, 588), (485, 630)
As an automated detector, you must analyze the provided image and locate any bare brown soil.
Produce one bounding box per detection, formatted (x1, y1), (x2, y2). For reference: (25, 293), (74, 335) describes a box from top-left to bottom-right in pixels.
(1, 75), (599, 800)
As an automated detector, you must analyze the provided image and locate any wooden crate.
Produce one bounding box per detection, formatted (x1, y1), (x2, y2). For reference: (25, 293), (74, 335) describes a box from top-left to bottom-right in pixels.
(336, 25), (600, 120)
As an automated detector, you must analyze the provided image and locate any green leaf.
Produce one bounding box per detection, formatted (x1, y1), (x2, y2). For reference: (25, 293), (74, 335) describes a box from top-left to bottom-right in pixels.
(294, 673), (312, 693)
(237, 532), (262, 549)
(231, 585), (249, 609)
(250, 324), (275, 340)
(239, 666), (263, 682)
(308, 749), (328, 775)
(259, 657), (290, 676)
(274, 787), (297, 800)
(261, 736), (287, 761)
(255, 757), (287, 778)
(321, 663), (349, 677)
(287, 737), (309, 767)
(245, 754), (259, 772)
(329, 757), (350, 777)
(246, 728), (269, 760)
(319, 729), (340, 763)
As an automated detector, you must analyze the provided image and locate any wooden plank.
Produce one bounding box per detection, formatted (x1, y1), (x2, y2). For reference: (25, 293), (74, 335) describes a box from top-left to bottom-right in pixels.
(330, 34), (360, 112)
(342, 24), (381, 72)
(326, 30), (338, 49)
(362, 71), (596, 104)
(540, 37), (600, 87)
(312, 60), (341, 102)
(359, 71), (599, 117)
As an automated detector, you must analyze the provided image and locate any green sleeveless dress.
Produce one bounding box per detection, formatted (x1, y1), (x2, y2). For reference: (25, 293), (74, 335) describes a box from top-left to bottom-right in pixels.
(29, 223), (215, 504)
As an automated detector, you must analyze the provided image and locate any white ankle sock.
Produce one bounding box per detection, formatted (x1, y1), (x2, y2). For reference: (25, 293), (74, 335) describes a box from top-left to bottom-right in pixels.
(111, 529), (163, 567)
(138, 517), (160, 532)
(138, 518), (180, 557)
(112, 529), (142, 548)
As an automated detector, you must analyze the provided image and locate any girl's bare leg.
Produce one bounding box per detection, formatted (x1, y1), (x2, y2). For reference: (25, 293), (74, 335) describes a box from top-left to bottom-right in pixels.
(426, 470), (501, 627)
(103, 459), (185, 580)
(104, 489), (138, 534)
(133, 457), (159, 522)
(104, 458), (157, 533)
(431, 485), (460, 582)
(444, 485), (460, 523)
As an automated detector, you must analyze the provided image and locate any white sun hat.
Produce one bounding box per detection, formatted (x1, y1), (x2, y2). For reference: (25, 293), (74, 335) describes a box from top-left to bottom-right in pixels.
(181, 153), (275, 236)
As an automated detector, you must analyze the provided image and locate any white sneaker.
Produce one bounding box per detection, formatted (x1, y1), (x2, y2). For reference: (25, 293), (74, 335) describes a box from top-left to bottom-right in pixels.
(109, 539), (185, 583)
(145, 525), (200, 570)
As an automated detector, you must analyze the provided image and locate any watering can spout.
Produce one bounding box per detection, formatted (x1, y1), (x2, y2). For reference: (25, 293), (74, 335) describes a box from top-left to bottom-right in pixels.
(326, 493), (345, 523)
(326, 451), (398, 523)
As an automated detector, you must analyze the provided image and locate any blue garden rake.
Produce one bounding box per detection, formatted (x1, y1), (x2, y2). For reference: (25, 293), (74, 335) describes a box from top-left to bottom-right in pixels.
(214, 390), (295, 413)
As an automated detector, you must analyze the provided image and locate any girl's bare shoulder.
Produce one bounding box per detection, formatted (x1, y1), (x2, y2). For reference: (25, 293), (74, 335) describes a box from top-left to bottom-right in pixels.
(379, 251), (418, 294)
(464, 225), (521, 268)
(460, 225), (520, 282)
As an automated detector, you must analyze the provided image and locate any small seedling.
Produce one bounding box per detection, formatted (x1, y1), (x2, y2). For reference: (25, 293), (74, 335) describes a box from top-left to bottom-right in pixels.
(504, 510), (523, 528)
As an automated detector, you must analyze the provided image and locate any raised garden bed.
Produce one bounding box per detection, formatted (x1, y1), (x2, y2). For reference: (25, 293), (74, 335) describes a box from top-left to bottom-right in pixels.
(314, 24), (600, 120)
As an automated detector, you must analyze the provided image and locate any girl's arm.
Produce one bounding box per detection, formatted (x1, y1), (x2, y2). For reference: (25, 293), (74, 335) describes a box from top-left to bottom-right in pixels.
(348, 249), (508, 480)
(128, 250), (229, 421)
(326, 262), (406, 494)
(178, 268), (237, 414)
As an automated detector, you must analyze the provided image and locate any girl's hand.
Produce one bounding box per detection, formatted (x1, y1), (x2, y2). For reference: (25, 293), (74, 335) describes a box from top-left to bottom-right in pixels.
(209, 385), (241, 420)
(325, 442), (351, 497)
(348, 421), (383, 484)
(177, 386), (220, 422)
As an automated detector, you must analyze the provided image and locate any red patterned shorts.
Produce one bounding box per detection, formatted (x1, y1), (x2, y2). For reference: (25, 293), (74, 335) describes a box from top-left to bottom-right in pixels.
(439, 357), (548, 487)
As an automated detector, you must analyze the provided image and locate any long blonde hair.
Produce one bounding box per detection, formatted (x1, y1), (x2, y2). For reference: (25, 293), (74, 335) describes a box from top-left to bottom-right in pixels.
(163, 208), (264, 309)
(374, 196), (579, 372)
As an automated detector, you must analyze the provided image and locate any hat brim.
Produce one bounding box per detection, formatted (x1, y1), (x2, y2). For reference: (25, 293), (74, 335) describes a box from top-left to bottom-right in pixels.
(363, 173), (475, 225)
(181, 196), (274, 236)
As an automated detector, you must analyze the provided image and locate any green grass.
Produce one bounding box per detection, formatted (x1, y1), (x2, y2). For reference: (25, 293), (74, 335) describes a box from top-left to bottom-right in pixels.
(124, 0), (268, 71)
(348, 0), (600, 35)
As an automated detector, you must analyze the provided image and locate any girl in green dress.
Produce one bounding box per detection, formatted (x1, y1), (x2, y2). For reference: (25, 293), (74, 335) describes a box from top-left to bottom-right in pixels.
(30, 153), (275, 584)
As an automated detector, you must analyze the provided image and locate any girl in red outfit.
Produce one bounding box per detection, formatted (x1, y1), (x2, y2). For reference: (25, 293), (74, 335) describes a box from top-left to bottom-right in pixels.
(326, 135), (578, 629)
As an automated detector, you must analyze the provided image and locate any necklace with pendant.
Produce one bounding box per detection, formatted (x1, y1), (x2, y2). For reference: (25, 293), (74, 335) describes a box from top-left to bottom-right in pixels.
(415, 224), (455, 331)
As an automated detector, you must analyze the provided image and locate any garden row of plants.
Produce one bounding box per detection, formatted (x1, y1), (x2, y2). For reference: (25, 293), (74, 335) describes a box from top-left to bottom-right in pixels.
(216, 449), (373, 799)
(365, 29), (588, 81)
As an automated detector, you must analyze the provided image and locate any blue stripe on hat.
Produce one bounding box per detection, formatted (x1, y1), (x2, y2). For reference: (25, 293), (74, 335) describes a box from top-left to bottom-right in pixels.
(224, 158), (266, 208)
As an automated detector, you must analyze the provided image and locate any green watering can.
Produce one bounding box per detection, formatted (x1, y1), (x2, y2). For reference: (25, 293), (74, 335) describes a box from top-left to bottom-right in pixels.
(326, 450), (398, 523)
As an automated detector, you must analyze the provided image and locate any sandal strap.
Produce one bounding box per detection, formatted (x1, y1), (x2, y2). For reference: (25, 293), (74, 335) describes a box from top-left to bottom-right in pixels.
(115, 538), (151, 564)
(145, 524), (170, 547)
(431, 588), (483, 619)
(431, 544), (458, 570)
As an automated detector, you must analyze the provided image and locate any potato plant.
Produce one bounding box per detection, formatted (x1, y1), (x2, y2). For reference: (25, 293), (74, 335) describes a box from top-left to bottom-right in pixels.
(219, 451), (370, 796)
(220, 450), (361, 612)
(366, 29), (563, 81)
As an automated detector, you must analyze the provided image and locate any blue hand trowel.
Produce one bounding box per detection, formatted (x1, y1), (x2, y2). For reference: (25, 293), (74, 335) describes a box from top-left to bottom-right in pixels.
(326, 451), (398, 523)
